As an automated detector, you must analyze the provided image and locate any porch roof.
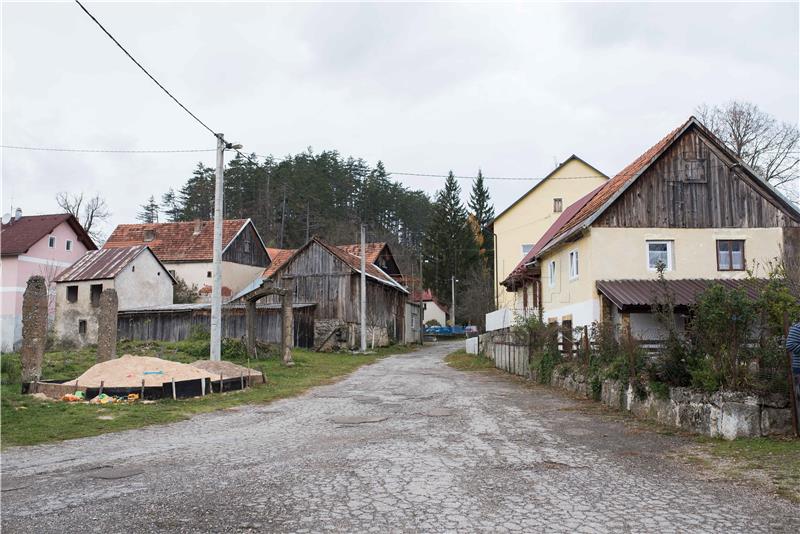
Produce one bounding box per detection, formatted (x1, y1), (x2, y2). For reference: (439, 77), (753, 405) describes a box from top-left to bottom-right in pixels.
(596, 278), (764, 311)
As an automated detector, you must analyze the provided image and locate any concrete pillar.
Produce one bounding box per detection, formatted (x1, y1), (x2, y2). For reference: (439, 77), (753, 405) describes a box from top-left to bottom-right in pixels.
(96, 288), (118, 363)
(20, 275), (48, 384)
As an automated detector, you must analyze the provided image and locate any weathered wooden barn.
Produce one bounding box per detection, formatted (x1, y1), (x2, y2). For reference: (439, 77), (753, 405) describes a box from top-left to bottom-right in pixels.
(117, 303), (316, 348)
(259, 237), (410, 349)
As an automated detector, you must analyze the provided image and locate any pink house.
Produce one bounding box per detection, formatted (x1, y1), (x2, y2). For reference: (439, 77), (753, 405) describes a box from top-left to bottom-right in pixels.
(1, 210), (96, 351)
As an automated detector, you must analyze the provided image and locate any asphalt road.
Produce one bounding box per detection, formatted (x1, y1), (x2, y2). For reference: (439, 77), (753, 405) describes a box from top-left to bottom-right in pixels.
(2, 341), (799, 533)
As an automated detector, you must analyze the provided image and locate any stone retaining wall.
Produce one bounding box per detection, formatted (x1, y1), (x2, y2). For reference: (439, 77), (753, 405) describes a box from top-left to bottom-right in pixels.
(551, 365), (793, 440)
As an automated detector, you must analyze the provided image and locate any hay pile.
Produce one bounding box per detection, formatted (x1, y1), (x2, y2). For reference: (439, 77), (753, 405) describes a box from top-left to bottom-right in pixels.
(190, 360), (263, 381)
(63, 355), (217, 388)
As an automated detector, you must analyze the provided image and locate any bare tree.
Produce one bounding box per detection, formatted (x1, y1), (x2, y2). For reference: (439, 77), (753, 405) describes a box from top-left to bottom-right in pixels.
(55, 192), (111, 243)
(697, 101), (799, 197)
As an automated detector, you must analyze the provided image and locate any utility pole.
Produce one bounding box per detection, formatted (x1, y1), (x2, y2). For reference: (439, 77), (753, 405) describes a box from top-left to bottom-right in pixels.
(451, 275), (456, 327)
(419, 250), (424, 344)
(210, 134), (225, 361)
(360, 224), (367, 352)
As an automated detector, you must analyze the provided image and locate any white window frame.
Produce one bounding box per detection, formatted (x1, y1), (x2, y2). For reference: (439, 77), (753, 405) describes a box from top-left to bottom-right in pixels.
(646, 240), (673, 271)
(521, 244), (533, 257)
(568, 250), (579, 280)
(65, 239), (73, 252)
(48, 235), (56, 248)
(548, 260), (556, 287)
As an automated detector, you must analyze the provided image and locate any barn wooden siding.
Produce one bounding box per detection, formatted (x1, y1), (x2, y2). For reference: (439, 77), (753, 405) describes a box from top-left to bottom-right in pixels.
(223, 222), (269, 267)
(117, 304), (316, 348)
(264, 241), (407, 341)
(596, 129), (800, 229)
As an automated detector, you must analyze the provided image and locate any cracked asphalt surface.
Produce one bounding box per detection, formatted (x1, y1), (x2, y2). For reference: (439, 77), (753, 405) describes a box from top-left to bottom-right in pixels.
(2, 341), (799, 533)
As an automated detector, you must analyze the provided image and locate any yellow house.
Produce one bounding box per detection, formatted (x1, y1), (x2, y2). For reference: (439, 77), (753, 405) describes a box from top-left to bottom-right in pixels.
(502, 117), (800, 339)
(491, 155), (608, 312)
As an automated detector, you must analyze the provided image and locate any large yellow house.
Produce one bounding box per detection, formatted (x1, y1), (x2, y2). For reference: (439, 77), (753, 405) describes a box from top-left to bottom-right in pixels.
(491, 155), (608, 311)
(502, 117), (800, 339)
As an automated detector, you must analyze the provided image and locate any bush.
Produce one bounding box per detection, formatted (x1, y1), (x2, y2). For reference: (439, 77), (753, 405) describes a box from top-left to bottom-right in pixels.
(1, 354), (21, 385)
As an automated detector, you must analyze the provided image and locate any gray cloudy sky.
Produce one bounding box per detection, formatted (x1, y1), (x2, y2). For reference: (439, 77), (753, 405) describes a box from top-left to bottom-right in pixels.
(3, 1), (798, 238)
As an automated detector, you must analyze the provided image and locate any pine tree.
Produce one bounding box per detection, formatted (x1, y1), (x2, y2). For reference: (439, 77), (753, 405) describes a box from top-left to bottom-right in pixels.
(137, 195), (160, 224)
(178, 163), (215, 220)
(423, 172), (480, 324)
(468, 169), (495, 270)
(161, 188), (182, 222)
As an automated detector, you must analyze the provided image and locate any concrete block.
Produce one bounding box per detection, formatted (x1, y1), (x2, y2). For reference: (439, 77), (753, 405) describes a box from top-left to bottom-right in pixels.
(719, 402), (761, 440)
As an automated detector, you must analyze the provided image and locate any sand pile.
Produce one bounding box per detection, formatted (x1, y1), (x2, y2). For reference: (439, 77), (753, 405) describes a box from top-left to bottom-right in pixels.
(190, 360), (263, 380)
(63, 355), (217, 388)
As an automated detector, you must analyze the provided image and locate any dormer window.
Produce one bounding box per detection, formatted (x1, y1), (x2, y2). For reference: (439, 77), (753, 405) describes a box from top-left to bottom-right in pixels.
(143, 229), (156, 242)
(553, 198), (563, 213)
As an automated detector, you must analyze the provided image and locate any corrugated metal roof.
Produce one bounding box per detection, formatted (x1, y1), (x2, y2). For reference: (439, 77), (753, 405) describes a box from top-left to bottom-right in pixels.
(55, 245), (170, 283)
(596, 278), (764, 310)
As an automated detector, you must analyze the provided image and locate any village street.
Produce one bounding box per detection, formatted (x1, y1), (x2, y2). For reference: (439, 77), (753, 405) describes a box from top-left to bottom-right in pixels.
(2, 342), (799, 533)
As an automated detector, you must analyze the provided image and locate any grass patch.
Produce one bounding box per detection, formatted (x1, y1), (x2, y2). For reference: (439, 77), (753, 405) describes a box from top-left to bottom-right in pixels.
(696, 436), (800, 502)
(1, 342), (416, 448)
(444, 350), (495, 371)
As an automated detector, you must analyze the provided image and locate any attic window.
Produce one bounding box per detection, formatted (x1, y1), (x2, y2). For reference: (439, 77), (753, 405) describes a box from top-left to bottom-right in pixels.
(554, 198), (563, 213)
(65, 239), (73, 251)
(143, 229), (156, 242)
(48, 236), (56, 248)
(243, 239), (251, 253)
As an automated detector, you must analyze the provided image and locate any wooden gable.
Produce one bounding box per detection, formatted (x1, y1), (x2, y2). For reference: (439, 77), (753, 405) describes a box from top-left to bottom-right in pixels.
(222, 221), (269, 267)
(595, 126), (800, 229)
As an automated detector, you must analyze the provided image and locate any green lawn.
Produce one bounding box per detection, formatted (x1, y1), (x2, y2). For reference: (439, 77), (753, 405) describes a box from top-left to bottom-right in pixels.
(444, 349), (495, 371)
(1, 341), (416, 448)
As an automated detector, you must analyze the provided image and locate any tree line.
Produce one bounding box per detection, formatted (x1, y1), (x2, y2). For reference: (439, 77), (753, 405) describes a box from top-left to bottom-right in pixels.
(135, 149), (496, 326)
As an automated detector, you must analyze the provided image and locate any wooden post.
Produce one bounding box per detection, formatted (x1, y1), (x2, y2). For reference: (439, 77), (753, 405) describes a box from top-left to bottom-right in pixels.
(99, 380), (104, 396)
(219, 373), (224, 393)
(240, 371), (244, 390)
(141, 379), (145, 400)
(281, 288), (295, 366)
(74, 380), (79, 395)
(171, 378), (177, 400)
(245, 299), (257, 358)
(201, 377), (206, 396)
(783, 314), (800, 438)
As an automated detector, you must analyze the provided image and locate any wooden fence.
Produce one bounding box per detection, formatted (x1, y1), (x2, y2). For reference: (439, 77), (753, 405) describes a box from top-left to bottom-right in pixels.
(117, 303), (316, 348)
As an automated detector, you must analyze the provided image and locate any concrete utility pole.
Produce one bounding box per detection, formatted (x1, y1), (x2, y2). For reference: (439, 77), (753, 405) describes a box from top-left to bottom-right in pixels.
(210, 134), (225, 361)
(419, 252), (424, 344)
(360, 224), (367, 352)
(451, 275), (456, 326)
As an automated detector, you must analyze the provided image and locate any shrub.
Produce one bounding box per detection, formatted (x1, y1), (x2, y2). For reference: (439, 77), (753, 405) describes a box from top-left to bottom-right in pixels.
(1, 354), (21, 385)
(649, 380), (670, 400)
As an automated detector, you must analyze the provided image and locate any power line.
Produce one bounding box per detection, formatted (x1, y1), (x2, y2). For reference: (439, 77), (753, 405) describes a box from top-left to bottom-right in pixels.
(1, 144), (215, 154)
(74, 0), (220, 140)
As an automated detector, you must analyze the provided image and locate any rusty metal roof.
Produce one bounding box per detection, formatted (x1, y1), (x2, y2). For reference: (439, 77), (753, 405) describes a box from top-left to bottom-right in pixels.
(596, 278), (764, 310)
(55, 245), (174, 283)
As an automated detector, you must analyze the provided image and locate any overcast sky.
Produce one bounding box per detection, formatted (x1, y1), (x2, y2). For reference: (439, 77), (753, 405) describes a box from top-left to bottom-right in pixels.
(3, 1), (798, 239)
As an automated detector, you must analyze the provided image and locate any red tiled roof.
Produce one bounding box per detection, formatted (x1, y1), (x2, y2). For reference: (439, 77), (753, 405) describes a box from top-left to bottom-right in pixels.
(1, 214), (96, 255)
(543, 119), (691, 250)
(263, 248), (296, 277)
(104, 219), (250, 262)
(338, 242), (386, 264)
(55, 245), (174, 283)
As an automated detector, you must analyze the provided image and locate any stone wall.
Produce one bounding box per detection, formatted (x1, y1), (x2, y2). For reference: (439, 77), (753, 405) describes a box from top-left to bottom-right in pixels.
(550, 364), (793, 440)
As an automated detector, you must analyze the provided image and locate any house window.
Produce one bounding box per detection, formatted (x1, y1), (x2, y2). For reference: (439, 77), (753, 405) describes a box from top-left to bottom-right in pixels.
(78, 320), (87, 335)
(243, 239), (251, 253)
(647, 241), (673, 271)
(568, 250), (579, 280)
(717, 240), (745, 271)
(548, 260), (556, 287)
(90, 284), (103, 307)
(66, 285), (78, 303)
(143, 229), (156, 242)
(65, 239), (73, 251)
(554, 198), (563, 213)
(521, 244), (533, 257)
(48, 236), (56, 248)
(207, 271), (212, 278)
